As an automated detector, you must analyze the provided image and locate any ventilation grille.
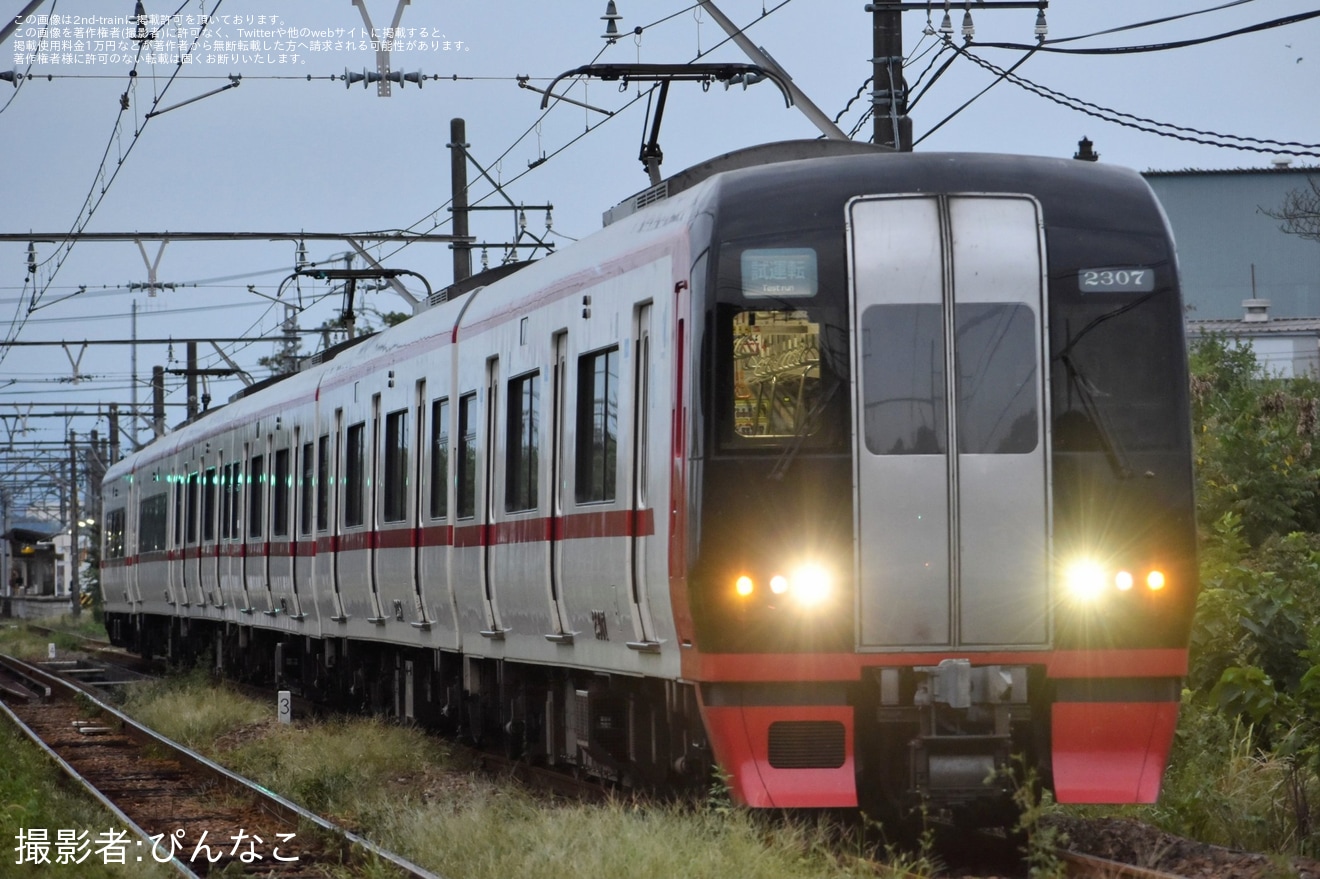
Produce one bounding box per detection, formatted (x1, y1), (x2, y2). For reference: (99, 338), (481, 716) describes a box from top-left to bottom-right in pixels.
(767, 721), (846, 769)
(602, 181), (669, 226)
(634, 181), (669, 210)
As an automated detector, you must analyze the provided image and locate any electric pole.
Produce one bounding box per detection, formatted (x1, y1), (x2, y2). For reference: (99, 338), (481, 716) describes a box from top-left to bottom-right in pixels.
(869, 4), (911, 151)
(865, 2), (1048, 151)
(69, 430), (80, 617)
(450, 118), (472, 285)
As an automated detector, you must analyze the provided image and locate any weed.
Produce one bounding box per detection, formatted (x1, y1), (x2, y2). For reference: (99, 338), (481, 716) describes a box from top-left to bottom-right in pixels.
(1004, 760), (1068, 879)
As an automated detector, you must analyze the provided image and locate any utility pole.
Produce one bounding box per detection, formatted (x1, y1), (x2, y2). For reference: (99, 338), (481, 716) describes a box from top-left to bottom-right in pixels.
(151, 366), (165, 438)
(865, 2), (1047, 150)
(130, 299), (140, 450)
(1, 486), (10, 600)
(450, 118), (472, 285)
(69, 430), (80, 617)
(108, 404), (120, 464)
(186, 342), (199, 421)
(869, 4), (911, 150)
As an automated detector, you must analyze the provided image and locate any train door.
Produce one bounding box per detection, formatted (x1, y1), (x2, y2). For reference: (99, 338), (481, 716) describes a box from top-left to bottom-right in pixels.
(546, 332), (573, 641)
(480, 358), (506, 637)
(200, 461), (217, 609)
(219, 455), (242, 609)
(410, 380), (429, 626)
(170, 473), (185, 607)
(365, 394), (385, 623)
(627, 303), (660, 650)
(242, 441), (267, 614)
(848, 194), (1049, 649)
(269, 440), (294, 617)
(293, 435), (315, 620)
(184, 466), (202, 606)
(322, 420), (348, 623)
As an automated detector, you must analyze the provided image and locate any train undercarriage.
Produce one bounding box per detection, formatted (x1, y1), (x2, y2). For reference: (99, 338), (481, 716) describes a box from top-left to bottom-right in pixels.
(107, 610), (1051, 821)
(106, 611), (716, 796)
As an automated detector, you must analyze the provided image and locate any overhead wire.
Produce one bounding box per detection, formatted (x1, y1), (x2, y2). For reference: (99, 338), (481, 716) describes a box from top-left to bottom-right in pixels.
(375, 0), (799, 269)
(0, 0), (58, 116)
(913, 44), (1038, 147)
(947, 40), (1320, 157)
(2, 0), (229, 369)
(974, 9), (1320, 54)
(1041, 0), (1262, 45)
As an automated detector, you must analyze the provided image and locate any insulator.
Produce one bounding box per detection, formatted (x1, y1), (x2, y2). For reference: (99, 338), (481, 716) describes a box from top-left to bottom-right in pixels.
(602, 0), (624, 41)
(343, 67), (367, 89)
(1034, 8), (1048, 39)
(544, 208), (553, 231)
(939, 11), (953, 35)
(961, 9), (974, 39)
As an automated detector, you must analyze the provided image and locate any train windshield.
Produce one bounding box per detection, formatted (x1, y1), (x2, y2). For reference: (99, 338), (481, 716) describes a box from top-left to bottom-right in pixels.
(714, 233), (849, 454)
(730, 309), (827, 439)
(1048, 227), (1186, 455)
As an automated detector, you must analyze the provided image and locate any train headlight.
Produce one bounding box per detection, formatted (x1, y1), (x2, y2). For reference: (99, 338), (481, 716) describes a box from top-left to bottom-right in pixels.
(790, 564), (831, 607)
(1146, 570), (1166, 591)
(735, 575), (754, 597)
(1115, 570), (1134, 591)
(769, 574), (789, 595)
(1064, 560), (1107, 601)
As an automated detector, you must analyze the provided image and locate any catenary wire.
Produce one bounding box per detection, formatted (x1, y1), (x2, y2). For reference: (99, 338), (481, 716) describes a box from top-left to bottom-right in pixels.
(974, 9), (1320, 55)
(948, 40), (1320, 156)
(2, 0), (228, 371)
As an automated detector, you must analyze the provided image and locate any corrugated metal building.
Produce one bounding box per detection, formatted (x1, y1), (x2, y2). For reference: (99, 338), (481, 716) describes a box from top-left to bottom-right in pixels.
(1145, 164), (1320, 320)
(1143, 163), (1320, 376)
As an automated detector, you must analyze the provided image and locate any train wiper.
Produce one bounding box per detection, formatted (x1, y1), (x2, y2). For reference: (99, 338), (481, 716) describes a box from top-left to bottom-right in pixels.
(1053, 291), (1161, 480)
(767, 375), (841, 482)
(1057, 352), (1133, 480)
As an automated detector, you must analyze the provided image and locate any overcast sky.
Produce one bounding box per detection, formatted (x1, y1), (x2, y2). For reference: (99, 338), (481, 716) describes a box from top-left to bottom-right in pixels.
(2, 0), (1318, 508)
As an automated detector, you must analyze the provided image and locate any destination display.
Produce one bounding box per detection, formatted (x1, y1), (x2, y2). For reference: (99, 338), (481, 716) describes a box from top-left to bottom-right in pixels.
(741, 247), (818, 298)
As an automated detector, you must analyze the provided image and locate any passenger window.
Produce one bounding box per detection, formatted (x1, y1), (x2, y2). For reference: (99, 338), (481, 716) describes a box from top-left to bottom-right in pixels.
(383, 409), (408, 523)
(185, 471), (199, 544)
(202, 467), (217, 541)
(300, 441), (315, 536)
(506, 372), (540, 512)
(104, 508), (126, 559)
(139, 494), (167, 554)
(576, 348), (618, 503)
(345, 422), (366, 528)
(457, 393), (478, 519)
(429, 399), (449, 519)
(272, 448), (291, 536)
(248, 454), (265, 538)
(316, 435), (330, 532)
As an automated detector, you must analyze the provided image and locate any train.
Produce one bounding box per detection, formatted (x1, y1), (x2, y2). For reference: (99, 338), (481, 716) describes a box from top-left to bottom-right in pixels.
(101, 141), (1198, 816)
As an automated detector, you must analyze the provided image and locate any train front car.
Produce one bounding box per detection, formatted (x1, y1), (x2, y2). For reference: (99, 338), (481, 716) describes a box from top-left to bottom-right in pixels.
(683, 152), (1197, 814)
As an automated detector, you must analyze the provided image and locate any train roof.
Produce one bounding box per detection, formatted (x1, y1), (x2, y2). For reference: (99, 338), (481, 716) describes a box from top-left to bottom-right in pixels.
(104, 146), (1166, 485)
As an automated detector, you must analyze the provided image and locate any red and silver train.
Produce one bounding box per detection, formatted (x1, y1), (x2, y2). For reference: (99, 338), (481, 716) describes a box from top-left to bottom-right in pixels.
(102, 143), (1198, 814)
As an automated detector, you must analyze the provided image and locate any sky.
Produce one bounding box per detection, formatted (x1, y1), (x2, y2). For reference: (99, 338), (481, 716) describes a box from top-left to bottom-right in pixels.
(1, 0), (1318, 515)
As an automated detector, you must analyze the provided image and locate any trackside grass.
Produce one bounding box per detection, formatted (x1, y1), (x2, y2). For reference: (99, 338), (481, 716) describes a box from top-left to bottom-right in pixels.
(108, 667), (907, 878)
(0, 629), (174, 879)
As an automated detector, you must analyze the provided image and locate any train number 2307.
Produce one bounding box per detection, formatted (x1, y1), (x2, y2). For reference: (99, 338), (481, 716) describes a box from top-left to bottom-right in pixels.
(1078, 267), (1154, 293)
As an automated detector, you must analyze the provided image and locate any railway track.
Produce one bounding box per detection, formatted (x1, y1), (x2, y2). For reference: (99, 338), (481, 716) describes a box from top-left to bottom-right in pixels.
(935, 825), (1189, 879)
(1058, 849), (1188, 879)
(0, 652), (444, 878)
(0, 628), (1216, 879)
